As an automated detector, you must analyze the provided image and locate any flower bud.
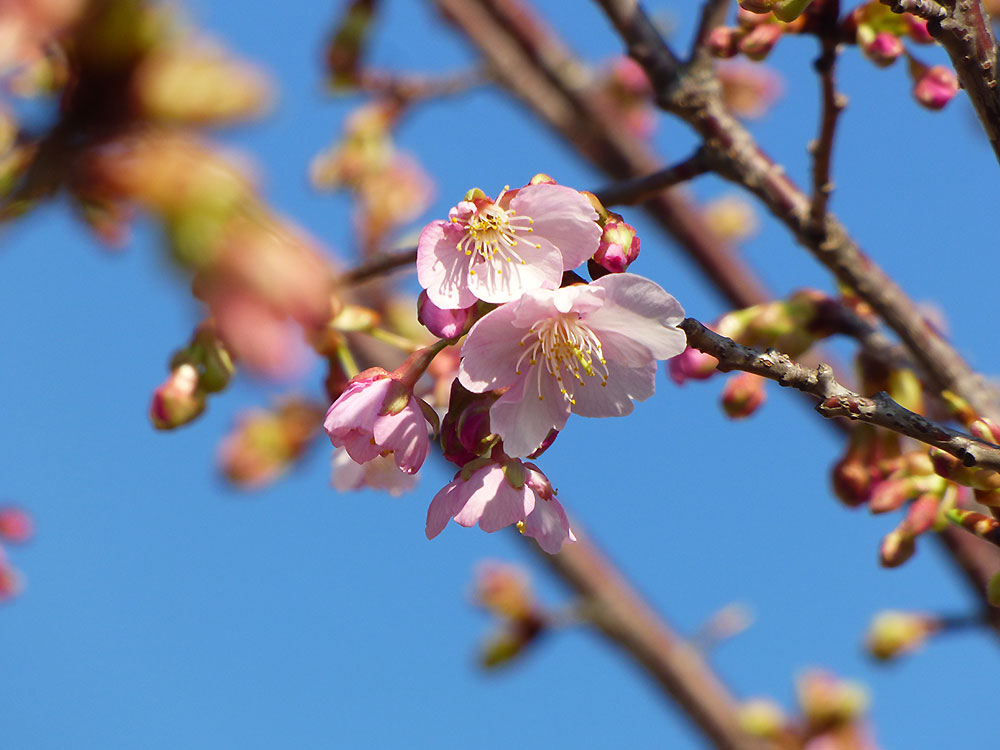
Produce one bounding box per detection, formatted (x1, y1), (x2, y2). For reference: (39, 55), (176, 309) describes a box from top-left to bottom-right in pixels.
(721, 372), (766, 418)
(150, 363), (206, 430)
(772, 0), (814, 23)
(905, 14), (934, 44)
(860, 30), (903, 67)
(880, 528), (915, 568)
(797, 670), (869, 731)
(706, 27), (743, 58)
(911, 62), (958, 110)
(0, 507), (33, 544)
(592, 218), (640, 273)
(739, 23), (783, 61)
(738, 699), (786, 739)
(473, 561), (534, 621)
(738, 0), (776, 13)
(669, 346), (719, 385)
(901, 494), (940, 536)
(868, 478), (912, 514)
(417, 290), (474, 339)
(866, 610), (939, 661)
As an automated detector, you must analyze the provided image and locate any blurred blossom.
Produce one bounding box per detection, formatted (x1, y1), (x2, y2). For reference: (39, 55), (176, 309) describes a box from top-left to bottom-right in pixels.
(132, 40), (273, 125)
(596, 56), (655, 138)
(150, 363), (205, 430)
(0, 506), (33, 543)
(472, 560), (535, 621)
(330, 448), (417, 496)
(0, 0), (84, 76)
(668, 345), (719, 385)
(721, 371), (766, 418)
(702, 194), (758, 242)
(865, 610), (939, 661)
(910, 61), (958, 110)
(797, 670), (869, 731)
(717, 63), (782, 119)
(219, 399), (325, 488)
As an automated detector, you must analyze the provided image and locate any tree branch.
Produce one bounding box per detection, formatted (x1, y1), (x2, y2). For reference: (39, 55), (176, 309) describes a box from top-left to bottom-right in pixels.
(681, 317), (1000, 473)
(593, 149), (711, 205)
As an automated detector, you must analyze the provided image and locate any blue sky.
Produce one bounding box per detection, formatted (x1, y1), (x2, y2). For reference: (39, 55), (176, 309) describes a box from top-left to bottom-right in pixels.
(1, 1), (998, 748)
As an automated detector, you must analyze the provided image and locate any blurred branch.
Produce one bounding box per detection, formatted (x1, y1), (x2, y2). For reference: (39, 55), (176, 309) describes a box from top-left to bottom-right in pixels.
(593, 149), (711, 205)
(808, 12), (844, 229)
(681, 317), (1000, 473)
(336, 247), (417, 286)
(532, 527), (771, 750)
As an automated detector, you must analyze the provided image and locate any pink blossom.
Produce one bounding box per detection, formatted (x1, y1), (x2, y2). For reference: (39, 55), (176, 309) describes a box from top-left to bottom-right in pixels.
(426, 457), (574, 553)
(593, 219), (640, 274)
(330, 448), (418, 497)
(458, 273), (686, 457)
(416, 182), (601, 309)
(416, 290), (474, 339)
(323, 368), (432, 474)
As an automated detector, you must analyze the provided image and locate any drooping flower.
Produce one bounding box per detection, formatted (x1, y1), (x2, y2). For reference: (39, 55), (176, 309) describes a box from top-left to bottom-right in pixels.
(324, 368), (433, 474)
(416, 181), (601, 309)
(458, 273), (686, 457)
(330, 448), (418, 497)
(426, 455), (574, 553)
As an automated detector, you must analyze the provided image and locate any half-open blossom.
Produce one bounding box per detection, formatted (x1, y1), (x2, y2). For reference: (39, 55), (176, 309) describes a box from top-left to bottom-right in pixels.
(324, 368), (432, 474)
(458, 273), (686, 457)
(416, 181), (601, 309)
(426, 456), (574, 553)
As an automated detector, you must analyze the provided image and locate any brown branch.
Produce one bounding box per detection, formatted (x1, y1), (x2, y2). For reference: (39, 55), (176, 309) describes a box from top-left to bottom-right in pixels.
(681, 318), (1000, 473)
(690, 0), (733, 72)
(808, 30), (844, 229)
(881, 0), (1000, 167)
(595, 0), (1000, 421)
(532, 526), (772, 750)
(335, 247), (417, 287)
(353, 68), (484, 102)
(594, 149), (711, 205)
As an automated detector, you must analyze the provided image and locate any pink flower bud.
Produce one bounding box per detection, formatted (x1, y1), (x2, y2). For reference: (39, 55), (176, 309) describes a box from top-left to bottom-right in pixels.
(905, 14), (934, 44)
(721, 372), (766, 418)
(901, 494), (939, 536)
(417, 290), (474, 339)
(669, 346), (719, 385)
(868, 479), (911, 514)
(912, 64), (958, 110)
(862, 31), (904, 68)
(473, 561), (535, 620)
(796, 670), (869, 731)
(592, 219), (640, 273)
(739, 23), (783, 61)
(706, 27), (743, 59)
(0, 507), (33, 544)
(150, 363), (206, 430)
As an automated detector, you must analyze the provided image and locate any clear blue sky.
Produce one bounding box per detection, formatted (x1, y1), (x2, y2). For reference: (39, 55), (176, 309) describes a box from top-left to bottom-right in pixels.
(1, 1), (998, 748)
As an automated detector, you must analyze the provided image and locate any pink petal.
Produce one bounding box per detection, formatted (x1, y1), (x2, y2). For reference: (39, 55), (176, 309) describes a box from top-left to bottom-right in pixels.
(372, 399), (429, 474)
(585, 274), (687, 359)
(522, 497), (575, 554)
(416, 221), (479, 310)
(466, 239), (562, 304)
(324, 377), (390, 438)
(452, 465), (506, 528)
(458, 301), (526, 393)
(490, 375), (571, 458)
(571, 358), (656, 418)
(478, 481), (533, 533)
(425, 479), (468, 539)
(511, 183), (601, 270)
(340, 431), (383, 464)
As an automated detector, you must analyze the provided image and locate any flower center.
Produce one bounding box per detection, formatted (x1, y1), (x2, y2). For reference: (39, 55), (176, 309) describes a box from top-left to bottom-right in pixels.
(453, 200), (536, 276)
(516, 315), (608, 404)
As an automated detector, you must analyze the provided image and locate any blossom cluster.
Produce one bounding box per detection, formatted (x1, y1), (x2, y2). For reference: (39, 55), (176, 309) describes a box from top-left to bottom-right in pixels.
(324, 176), (686, 553)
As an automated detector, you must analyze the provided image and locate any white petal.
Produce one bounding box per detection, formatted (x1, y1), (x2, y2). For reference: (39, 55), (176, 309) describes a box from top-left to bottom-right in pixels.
(458, 301), (525, 393)
(416, 221), (479, 310)
(511, 183), (601, 270)
(571, 358), (656, 418)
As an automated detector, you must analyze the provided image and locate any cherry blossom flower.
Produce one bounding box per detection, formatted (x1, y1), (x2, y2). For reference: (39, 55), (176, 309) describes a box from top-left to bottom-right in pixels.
(330, 448), (418, 497)
(458, 273), (686, 457)
(416, 181), (601, 309)
(426, 456), (574, 554)
(324, 368), (433, 474)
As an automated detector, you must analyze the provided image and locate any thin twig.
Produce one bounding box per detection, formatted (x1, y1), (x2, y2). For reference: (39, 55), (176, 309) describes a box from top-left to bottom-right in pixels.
(808, 32), (844, 230)
(681, 317), (1000, 473)
(594, 149), (711, 205)
(335, 247), (417, 286)
(689, 0), (733, 73)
